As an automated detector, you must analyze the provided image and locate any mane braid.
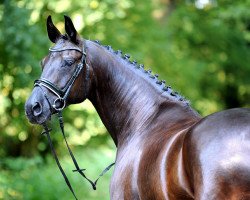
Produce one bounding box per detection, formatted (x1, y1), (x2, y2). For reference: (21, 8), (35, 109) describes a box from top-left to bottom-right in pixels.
(92, 40), (189, 105)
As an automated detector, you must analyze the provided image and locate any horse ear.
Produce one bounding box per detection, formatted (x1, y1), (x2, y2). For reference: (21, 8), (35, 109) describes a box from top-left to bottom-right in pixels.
(47, 15), (61, 43)
(64, 15), (78, 44)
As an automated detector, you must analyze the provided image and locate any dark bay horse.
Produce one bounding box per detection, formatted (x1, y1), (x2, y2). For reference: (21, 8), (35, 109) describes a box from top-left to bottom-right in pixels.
(25, 16), (250, 200)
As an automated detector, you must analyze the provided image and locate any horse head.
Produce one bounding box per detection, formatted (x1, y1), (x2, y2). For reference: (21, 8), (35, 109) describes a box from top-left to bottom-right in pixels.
(25, 16), (90, 124)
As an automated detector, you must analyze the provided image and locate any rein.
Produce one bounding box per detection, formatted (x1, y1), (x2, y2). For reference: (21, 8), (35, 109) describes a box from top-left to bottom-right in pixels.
(34, 41), (115, 200)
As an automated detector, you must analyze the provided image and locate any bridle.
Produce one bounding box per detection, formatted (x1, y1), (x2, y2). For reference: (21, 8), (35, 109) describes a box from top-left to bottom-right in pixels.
(33, 40), (114, 200)
(34, 44), (89, 112)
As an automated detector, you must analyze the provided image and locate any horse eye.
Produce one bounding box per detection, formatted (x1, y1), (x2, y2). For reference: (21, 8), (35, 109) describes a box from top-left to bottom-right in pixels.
(64, 59), (75, 66)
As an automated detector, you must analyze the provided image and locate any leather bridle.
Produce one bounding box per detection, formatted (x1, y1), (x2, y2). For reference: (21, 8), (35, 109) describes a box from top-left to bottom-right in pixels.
(34, 44), (89, 112)
(33, 40), (114, 200)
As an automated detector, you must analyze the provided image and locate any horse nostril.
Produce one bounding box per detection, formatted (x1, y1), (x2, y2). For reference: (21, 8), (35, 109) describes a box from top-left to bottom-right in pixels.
(32, 102), (43, 117)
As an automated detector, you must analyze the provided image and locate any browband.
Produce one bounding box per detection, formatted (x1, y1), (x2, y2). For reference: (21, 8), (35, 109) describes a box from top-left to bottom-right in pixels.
(49, 47), (83, 53)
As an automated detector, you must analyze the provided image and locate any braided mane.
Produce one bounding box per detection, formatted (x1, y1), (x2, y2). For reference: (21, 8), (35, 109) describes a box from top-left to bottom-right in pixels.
(92, 40), (189, 105)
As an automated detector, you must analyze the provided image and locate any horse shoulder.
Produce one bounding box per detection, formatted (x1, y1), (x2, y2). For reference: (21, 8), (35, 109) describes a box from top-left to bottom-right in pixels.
(134, 127), (194, 200)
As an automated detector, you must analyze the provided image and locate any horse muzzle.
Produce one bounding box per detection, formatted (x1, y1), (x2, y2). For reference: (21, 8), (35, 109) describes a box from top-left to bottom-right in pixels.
(25, 87), (52, 124)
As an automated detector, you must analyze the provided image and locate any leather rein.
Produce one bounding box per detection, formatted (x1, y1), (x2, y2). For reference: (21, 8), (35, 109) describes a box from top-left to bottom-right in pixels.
(34, 40), (115, 200)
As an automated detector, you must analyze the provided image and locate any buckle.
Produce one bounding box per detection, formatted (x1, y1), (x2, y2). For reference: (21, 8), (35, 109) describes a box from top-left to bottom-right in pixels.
(53, 98), (66, 111)
(72, 168), (86, 173)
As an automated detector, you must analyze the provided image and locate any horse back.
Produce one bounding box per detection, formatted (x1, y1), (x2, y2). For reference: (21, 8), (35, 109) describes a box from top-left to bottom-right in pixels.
(183, 108), (250, 199)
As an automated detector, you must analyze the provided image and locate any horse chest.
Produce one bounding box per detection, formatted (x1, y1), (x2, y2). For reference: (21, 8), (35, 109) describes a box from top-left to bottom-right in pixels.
(110, 141), (143, 199)
(110, 138), (169, 199)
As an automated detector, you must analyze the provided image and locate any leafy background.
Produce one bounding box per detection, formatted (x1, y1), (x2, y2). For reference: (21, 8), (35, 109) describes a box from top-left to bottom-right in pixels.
(0, 0), (249, 199)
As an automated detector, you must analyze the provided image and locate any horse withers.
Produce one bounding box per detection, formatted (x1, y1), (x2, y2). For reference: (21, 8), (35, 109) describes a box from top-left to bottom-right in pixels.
(25, 16), (250, 200)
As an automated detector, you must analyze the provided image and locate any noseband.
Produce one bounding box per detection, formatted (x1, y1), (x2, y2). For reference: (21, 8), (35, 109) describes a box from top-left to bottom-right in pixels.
(33, 41), (114, 200)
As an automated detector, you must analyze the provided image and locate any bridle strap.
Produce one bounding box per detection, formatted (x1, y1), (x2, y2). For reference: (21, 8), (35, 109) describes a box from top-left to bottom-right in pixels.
(35, 79), (62, 98)
(57, 111), (115, 190)
(57, 111), (96, 189)
(83, 61), (90, 99)
(42, 124), (79, 200)
(41, 113), (115, 200)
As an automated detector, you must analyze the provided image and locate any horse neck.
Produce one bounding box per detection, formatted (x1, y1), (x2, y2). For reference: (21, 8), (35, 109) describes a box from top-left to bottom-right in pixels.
(86, 40), (200, 147)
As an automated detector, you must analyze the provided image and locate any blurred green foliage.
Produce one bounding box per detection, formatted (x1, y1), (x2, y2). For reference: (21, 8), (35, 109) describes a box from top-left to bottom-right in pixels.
(0, 147), (114, 199)
(0, 0), (250, 199)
